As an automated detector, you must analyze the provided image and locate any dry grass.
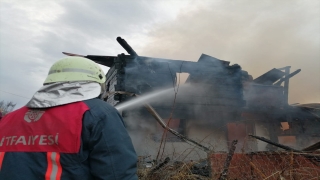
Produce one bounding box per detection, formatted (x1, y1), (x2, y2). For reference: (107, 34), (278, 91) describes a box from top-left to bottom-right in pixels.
(137, 151), (320, 180)
(138, 161), (211, 180)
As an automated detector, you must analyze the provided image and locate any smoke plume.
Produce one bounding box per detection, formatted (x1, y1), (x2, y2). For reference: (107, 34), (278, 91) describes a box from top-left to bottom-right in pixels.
(139, 0), (320, 104)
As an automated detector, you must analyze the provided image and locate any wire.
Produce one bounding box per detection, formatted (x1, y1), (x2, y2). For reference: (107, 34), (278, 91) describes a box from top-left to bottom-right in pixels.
(0, 89), (30, 99)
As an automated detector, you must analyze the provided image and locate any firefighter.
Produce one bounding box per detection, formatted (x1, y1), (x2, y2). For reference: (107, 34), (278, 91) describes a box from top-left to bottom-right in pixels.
(0, 57), (138, 180)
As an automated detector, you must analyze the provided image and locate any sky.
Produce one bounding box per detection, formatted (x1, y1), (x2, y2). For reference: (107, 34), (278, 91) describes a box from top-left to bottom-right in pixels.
(0, 0), (319, 110)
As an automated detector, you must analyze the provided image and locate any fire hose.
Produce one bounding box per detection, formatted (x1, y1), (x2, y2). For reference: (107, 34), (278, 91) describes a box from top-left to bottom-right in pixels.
(108, 91), (210, 152)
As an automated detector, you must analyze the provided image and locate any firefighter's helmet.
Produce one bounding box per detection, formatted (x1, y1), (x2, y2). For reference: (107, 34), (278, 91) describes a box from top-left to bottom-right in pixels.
(43, 57), (106, 84)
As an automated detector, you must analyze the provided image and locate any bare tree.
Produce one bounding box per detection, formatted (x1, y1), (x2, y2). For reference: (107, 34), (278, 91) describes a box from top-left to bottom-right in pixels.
(0, 100), (16, 116)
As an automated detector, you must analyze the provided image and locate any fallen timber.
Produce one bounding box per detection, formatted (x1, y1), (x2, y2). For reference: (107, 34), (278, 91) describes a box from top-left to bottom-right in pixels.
(249, 134), (300, 152)
(302, 141), (320, 152)
(249, 134), (320, 166)
(219, 140), (238, 180)
(148, 157), (170, 175)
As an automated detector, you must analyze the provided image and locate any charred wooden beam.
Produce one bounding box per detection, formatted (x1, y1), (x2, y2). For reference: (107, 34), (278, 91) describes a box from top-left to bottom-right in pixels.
(250, 135), (320, 166)
(62, 52), (85, 57)
(149, 157), (170, 174)
(302, 141), (320, 152)
(62, 52), (116, 67)
(249, 134), (300, 152)
(253, 68), (286, 85)
(219, 140), (238, 180)
(116, 36), (138, 57)
(144, 103), (210, 152)
(283, 66), (290, 105)
(274, 69), (301, 86)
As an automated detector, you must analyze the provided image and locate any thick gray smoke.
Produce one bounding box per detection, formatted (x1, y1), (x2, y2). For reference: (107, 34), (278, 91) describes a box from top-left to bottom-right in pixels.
(105, 0), (320, 160)
(109, 54), (251, 160)
(139, 0), (320, 104)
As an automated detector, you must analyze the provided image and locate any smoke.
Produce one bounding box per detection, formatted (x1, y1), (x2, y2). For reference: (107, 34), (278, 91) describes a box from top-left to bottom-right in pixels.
(115, 55), (243, 158)
(108, 1), (320, 158)
(139, 0), (320, 104)
(116, 54), (318, 159)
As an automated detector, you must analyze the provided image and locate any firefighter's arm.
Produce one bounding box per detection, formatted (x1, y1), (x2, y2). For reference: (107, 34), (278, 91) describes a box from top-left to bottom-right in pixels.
(85, 106), (138, 180)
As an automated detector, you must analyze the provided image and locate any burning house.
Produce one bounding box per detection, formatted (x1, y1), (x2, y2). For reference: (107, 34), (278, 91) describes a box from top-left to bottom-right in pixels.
(63, 37), (320, 179)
